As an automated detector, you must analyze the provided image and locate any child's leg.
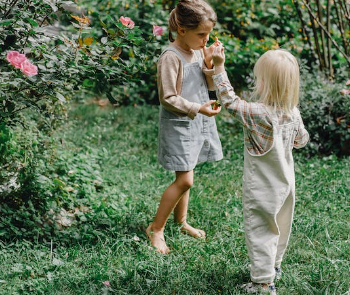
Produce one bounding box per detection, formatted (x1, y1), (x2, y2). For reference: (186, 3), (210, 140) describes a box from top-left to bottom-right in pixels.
(146, 170), (193, 253)
(242, 185), (279, 284)
(174, 189), (206, 238)
(275, 192), (295, 268)
(243, 209), (278, 283)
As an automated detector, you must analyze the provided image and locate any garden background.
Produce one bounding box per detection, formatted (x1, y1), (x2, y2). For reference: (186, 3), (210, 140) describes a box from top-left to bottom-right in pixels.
(0, 0), (350, 294)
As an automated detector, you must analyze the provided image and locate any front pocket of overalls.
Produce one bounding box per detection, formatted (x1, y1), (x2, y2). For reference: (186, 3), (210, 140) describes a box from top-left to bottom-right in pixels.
(160, 118), (191, 156)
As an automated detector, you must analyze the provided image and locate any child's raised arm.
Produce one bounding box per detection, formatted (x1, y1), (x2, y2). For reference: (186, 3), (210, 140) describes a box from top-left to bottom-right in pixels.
(212, 46), (268, 129)
(212, 44), (226, 74)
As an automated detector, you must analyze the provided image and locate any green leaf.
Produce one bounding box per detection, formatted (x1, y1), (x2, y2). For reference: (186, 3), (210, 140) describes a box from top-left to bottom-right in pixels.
(267, 8), (279, 16)
(83, 79), (94, 87)
(43, 0), (58, 12)
(99, 18), (107, 29)
(61, 1), (75, 5)
(56, 93), (66, 102)
(26, 18), (39, 27)
(43, 53), (58, 61)
(101, 37), (108, 44)
(133, 37), (144, 46)
(0, 19), (14, 26)
(107, 29), (115, 35)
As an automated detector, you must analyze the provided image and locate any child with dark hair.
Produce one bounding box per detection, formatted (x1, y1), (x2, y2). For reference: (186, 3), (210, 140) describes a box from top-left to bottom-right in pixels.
(146, 0), (223, 254)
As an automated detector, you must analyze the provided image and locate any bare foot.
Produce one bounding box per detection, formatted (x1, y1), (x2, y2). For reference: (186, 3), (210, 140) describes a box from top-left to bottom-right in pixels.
(179, 222), (206, 239)
(146, 224), (170, 254)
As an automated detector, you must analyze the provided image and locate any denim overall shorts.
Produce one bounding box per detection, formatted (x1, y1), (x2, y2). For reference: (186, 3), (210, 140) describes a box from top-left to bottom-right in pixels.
(158, 47), (223, 171)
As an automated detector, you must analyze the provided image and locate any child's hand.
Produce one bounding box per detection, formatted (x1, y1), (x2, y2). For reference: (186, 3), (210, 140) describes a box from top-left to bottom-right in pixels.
(199, 100), (221, 117)
(212, 100), (221, 110)
(203, 37), (222, 69)
(212, 45), (225, 67)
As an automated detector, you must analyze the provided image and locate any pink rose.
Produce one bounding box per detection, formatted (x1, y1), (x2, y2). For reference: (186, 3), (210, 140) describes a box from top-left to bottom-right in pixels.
(102, 281), (111, 287)
(119, 16), (135, 29)
(340, 89), (350, 95)
(153, 25), (164, 36)
(20, 59), (38, 77)
(346, 80), (350, 86)
(6, 51), (27, 69)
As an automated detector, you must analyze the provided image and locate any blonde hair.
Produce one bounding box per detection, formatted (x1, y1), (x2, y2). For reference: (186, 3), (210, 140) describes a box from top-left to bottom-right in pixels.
(251, 49), (300, 114)
(168, 0), (217, 42)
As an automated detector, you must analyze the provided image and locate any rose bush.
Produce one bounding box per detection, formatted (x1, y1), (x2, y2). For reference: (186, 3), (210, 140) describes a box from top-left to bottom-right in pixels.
(0, 0), (165, 239)
(76, 0), (169, 105)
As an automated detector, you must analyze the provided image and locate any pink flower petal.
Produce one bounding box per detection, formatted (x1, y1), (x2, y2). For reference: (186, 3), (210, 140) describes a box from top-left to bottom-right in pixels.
(340, 89), (350, 95)
(346, 80), (350, 86)
(20, 59), (38, 77)
(102, 281), (111, 287)
(153, 25), (164, 36)
(6, 50), (27, 69)
(119, 16), (135, 29)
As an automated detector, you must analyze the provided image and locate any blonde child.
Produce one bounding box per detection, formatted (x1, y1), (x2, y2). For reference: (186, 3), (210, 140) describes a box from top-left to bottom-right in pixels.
(146, 0), (223, 254)
(212, 46), (309, 294)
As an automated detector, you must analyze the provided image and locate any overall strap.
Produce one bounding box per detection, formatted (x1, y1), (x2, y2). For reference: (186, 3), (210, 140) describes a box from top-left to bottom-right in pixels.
(265, 106), (278, 126)
(193, 50), (202, 60)
(159, 47), (188, 64)
(193, 50), (203, 67)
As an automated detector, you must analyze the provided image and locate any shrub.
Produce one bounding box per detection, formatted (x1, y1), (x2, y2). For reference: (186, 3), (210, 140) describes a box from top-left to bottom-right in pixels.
(0, 125), (105, 240)
(209, 0), (304, 91)
(299, 65), (350, 156)
(0, 0), (162, 123)
(0, 0), (163, 239)
(77, 0), (169, 105)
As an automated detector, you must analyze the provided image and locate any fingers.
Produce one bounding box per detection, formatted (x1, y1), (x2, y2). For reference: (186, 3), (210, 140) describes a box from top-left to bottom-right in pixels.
(202, 46), (208, 56)
(208, 100), (221, 115)
(212, 105), (222, 112)
(214, 44), (224, 52)
(207, 37), (222, 50)
(200, 100), (221, 116)
(213, 46), (220, 55)
(214, 37), (220, 46)
(212, 45), (224, 58)
(214, 37), (223, 47)
(209, 106), (221, 115)
(208, 99), (216, 106)
(218, 44), (224, 52)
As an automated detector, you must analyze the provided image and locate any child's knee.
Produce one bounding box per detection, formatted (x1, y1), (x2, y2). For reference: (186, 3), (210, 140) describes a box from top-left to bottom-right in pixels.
(175, 170), (194, 191)
(183, 179), (193, 191)
(177, 177), (193, 191)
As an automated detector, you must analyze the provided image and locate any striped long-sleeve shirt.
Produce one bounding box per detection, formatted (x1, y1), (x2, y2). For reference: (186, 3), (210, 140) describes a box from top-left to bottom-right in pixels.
(213, 72), (309, 155)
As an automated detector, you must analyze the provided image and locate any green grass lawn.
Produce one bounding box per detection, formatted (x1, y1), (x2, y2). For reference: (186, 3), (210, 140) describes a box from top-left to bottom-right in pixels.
(1, 103), (350, 294)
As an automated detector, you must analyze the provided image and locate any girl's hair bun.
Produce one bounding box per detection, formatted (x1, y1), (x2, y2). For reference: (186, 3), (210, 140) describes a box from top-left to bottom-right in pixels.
(168, 0), (216, 42)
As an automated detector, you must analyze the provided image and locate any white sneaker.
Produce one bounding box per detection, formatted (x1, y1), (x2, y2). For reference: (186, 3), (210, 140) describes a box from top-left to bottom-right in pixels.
(241, 282), (277, 294)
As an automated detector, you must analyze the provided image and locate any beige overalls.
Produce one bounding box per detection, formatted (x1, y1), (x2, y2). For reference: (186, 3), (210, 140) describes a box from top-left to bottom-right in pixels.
(243, 108), (300, 283)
